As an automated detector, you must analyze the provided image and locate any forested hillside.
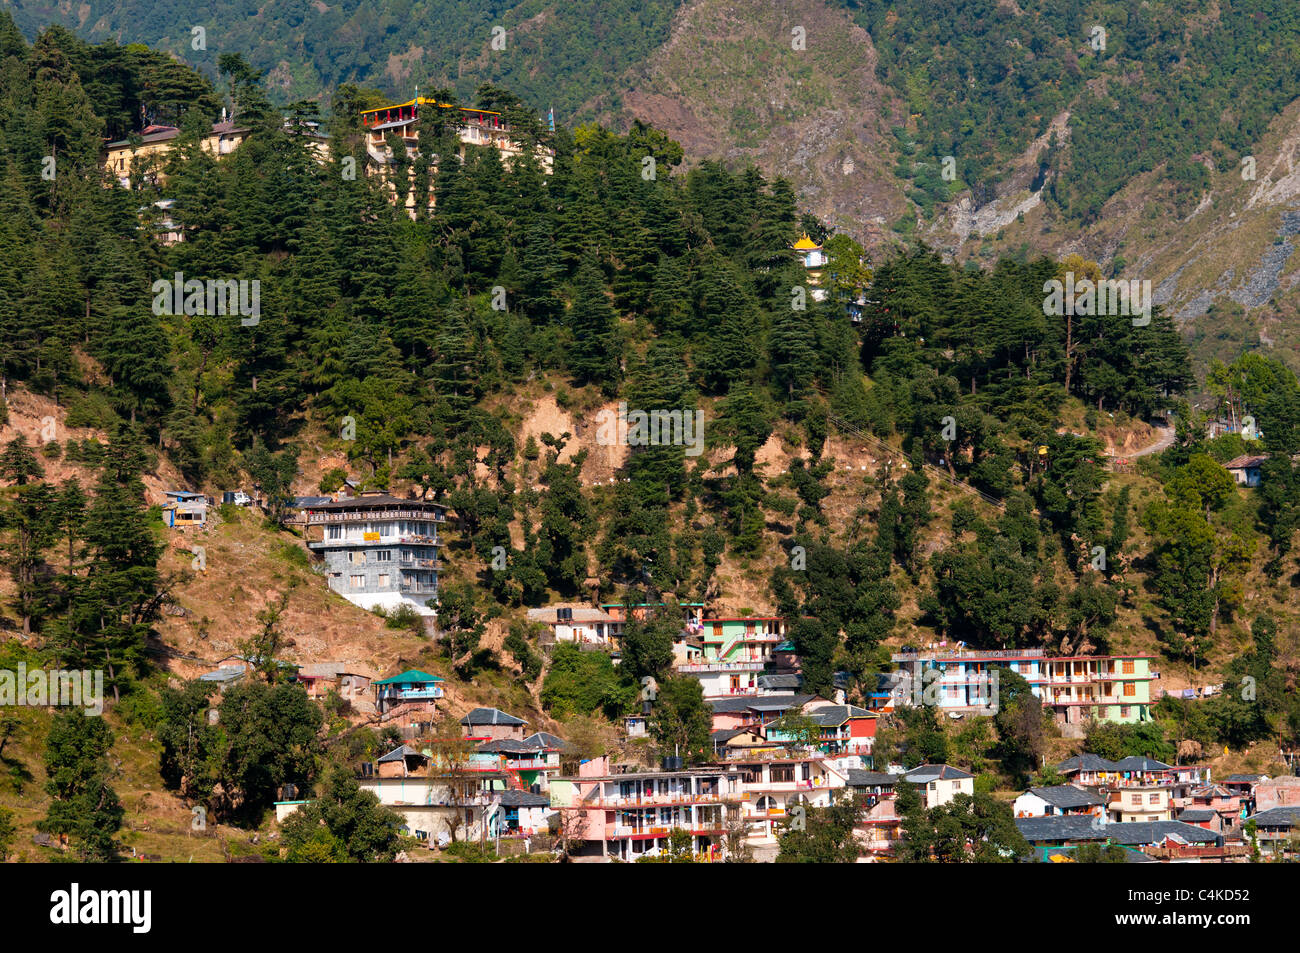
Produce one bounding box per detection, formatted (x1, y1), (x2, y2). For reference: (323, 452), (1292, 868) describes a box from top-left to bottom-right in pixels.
(4, 14), (1300, 863)
(2, 0), (685, 115)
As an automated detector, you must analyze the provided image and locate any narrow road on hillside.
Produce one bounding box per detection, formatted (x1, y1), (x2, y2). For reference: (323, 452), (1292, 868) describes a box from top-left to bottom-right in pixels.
(1129, 424), (1175, 458)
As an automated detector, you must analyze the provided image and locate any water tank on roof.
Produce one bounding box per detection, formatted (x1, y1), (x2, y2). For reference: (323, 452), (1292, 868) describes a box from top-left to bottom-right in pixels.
(662, 755), (683, 772)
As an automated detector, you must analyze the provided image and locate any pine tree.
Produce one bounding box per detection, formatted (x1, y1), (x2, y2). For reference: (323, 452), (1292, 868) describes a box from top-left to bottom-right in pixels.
(566, 259), (621, 393)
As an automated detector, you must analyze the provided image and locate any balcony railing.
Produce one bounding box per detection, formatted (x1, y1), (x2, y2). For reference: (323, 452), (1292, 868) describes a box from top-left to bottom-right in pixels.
(677, 661), (765, 673)
(307, 510), (444, 524)
(383, 688), (444, 701)
(582, 792), (743, 809)
(602, 823), (725, 839)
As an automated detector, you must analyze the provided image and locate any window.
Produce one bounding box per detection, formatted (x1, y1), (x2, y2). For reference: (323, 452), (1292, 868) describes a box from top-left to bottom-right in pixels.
(1120, 706), (1131, 718)
(771, 765), (794, 783)
(375, 550), (392, 562)
(377, 574), (389, 587)
(327, 525), (343, 540)
(1148, 793), (1160, 804)
(1122, 659), (1135, 674)
(349, 575), (364, 589)
(349, 551), (365, 564)
(1124, 683), (1136, 697)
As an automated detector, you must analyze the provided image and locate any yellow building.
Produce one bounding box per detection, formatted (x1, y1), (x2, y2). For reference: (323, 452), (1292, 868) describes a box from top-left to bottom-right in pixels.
(793, 234), (828, 301)
(359, 96), (554, 215)
(104, 120), (250, 188)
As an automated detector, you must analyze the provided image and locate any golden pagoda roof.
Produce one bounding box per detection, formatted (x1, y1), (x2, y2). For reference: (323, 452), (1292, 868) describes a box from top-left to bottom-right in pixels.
(793, 234), (821, 250)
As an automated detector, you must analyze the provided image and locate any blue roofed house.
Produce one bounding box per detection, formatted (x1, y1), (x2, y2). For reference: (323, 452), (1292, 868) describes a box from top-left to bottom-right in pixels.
(373, 669), (444, 729)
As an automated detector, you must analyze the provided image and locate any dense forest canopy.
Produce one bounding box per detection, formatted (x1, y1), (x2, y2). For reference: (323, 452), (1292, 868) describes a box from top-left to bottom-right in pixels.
(2, 0), (686, 119)
(10, 0), (1300, 229)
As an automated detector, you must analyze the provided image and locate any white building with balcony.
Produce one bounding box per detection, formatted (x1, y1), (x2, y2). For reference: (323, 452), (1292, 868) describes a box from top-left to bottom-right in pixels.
(302, 492), (445, 616)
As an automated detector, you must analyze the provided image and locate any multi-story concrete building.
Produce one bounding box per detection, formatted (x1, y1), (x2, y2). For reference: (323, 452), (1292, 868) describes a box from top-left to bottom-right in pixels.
(889, 647), (1156, 728)
(676, 616), (786, 697)
(360, 744), (544, 844)
(302, 492), (445, 617)
(549, 757), (743, 861)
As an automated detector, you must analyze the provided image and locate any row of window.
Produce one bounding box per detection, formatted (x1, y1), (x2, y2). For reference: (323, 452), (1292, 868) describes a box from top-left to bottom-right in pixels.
(346, 549), (435, 564)
(1005, 659), (1138, 675)
(326, 521), (437, 540)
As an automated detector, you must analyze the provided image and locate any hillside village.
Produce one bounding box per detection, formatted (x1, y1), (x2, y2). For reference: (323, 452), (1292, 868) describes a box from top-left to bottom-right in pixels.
(1, 14), (1299, 885)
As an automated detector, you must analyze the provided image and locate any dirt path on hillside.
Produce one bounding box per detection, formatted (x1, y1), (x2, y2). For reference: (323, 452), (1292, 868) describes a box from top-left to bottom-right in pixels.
(1128, 425), (1175, 457)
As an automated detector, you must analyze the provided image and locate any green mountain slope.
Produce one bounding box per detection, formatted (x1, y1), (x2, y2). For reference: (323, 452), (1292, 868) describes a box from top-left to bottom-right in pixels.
(4, 0), (685, 116)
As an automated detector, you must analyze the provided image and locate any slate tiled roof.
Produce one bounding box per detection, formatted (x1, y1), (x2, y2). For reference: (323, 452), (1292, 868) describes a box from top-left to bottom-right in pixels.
(1249, 806), (1300, 828)
(1015, 815), (1109, 842)
(494, 789), (552, 807)
(377, 744), (424, 763)
(1056, 754), (1120, 773)
(806, 704), (873, 727)
(1027, 785), (1106, 810)
(1113, 756), (1173, 772)
(710, 728), (749, 744)
(1177, 809), (1218, 822)
(1106, 821), (1220, 846)
(198, 666), (246, 683)
(748, 697), (815, 712)
(522, 731), (569, 750)
(1015, 817), (1220, 846)
(460, 707), (526, 726)
(709, 693), (812, 713)
(905, 764), (975, 783)
(1224, 454), (1268, 470)
(477, 739), (541, 754)
(846, 770), (898, 788)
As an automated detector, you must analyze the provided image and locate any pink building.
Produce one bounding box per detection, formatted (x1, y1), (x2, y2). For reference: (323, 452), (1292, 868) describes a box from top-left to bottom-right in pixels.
(1255, 776), (1300, 812)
